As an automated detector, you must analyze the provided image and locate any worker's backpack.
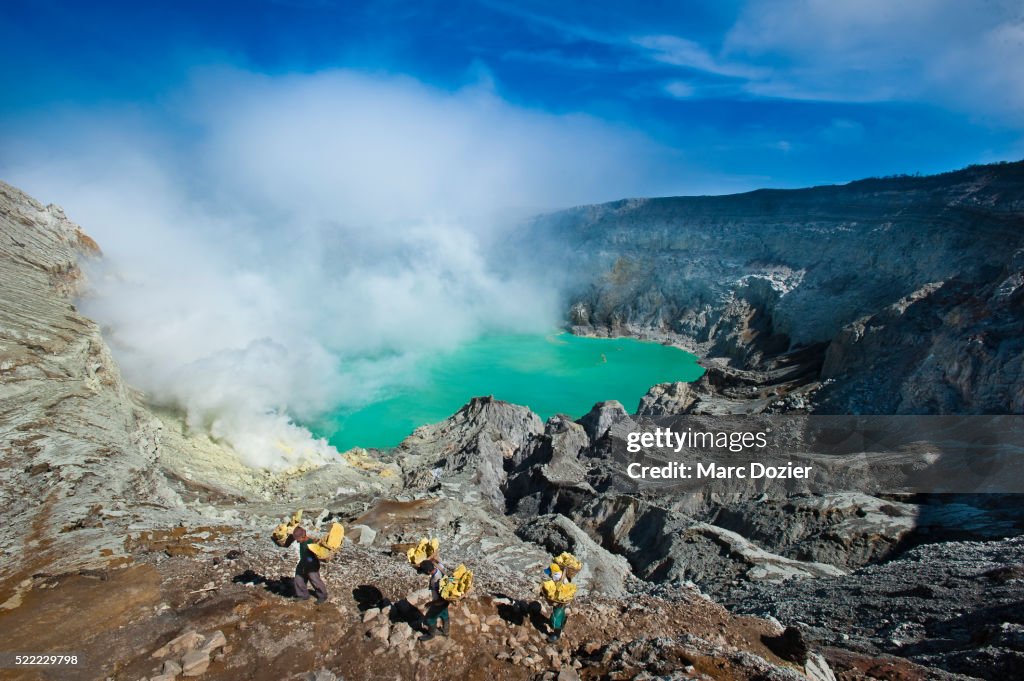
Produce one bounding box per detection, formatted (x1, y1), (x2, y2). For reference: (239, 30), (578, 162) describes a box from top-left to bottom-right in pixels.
(439, 564), (473, 602)
(407, 537), (440, 566)
(271, 510), (304, 547)
(553, 552), (583, 578)
(308, 523), (345, 561)
(542, 579), (577, 604)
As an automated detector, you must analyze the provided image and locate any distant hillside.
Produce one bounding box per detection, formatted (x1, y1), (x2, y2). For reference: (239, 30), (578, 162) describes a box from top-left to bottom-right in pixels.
(521, 160), (1024, 414)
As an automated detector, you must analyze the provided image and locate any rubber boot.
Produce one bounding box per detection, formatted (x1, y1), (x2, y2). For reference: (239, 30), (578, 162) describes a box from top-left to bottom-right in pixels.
(547, 630), (561, 643)
(439, 618), (450, 637)
(419, 622), (437, 642)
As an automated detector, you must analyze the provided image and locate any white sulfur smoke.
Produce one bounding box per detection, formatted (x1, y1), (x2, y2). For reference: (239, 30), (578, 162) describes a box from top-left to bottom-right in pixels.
(3, 67), (686, 468)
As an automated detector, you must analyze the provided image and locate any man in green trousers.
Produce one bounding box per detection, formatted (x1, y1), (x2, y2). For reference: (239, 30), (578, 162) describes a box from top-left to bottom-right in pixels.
(417, 557), (450, 641)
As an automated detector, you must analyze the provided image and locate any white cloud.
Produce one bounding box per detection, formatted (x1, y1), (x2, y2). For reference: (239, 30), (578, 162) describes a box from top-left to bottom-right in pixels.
(3, 68), (691, 469)
(663, 80), (696, 99)
(613, 1), (1024, 123)
(632, 35), (766, 80)
(470, 0), (1024, 123)
(722, 0), (1024, 121)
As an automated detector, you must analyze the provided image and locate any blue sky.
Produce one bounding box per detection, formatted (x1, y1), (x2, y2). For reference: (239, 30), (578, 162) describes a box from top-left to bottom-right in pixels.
(2, 0), (1023, 197)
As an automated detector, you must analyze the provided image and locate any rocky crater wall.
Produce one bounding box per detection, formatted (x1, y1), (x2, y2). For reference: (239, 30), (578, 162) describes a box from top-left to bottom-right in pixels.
(519, 162), (1024, 414)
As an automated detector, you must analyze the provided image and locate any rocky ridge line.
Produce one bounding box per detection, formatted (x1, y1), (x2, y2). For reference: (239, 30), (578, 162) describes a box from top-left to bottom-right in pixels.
(518, 161), (1024, 415)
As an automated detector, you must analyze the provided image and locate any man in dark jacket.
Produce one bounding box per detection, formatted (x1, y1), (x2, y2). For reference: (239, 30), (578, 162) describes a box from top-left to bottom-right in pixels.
(417, 557), (449, 641)
(286, 526), (328, 603)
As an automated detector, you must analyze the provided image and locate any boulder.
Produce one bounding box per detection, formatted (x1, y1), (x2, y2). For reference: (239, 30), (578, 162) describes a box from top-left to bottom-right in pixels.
(763, 626), (809, 665)
(152, 630), (204, 659)
(636, 382), (698, 416)
(577, 400), (627, 441)
(516, 514), (632, 597)
(180, 650), (210, 677)
(407, 588), (431, 606)
(305, 671), (337, 681)
(397, 396), (544, 510)
(389, 623), (413, 647)
(161, 659), (182, 676)
(805, 652), (837, 681)
(348, 524), (377, 546)
(199, 630), (226, 655)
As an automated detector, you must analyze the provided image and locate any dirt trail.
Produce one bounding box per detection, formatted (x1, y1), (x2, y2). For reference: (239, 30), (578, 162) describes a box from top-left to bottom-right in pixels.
(0, 525), (833, 681)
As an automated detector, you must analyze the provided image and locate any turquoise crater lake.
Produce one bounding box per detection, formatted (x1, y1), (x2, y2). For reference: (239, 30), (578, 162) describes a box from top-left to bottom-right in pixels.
(312, 333), (703, 452)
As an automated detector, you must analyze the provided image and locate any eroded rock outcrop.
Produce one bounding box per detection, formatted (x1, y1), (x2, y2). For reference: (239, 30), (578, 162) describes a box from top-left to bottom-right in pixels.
(577, 399), (628, 441)
(395, 396), (544, 510)
(816, 260), (1024, 414)
(515, 513), (633, 597)
(521, 161), (1024, 415)
(709, 493), (917, 568)
(0, 181), (183, 580)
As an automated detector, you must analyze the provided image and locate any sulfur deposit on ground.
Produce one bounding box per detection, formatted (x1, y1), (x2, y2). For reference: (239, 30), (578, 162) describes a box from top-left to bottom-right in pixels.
(2, 167), (1023, 681)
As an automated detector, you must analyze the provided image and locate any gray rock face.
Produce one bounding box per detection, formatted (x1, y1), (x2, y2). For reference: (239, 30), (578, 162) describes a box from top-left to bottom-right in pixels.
(816, 263), (1024, 414)
(562, 494), (845, 588)
(576, 400), (627, 441)
(519, 161), (1024, 414)
(634, 343), (826, 416)
(709, 493), (917, 568)
(396, 396), (544, 510)
(636, 382), (698, 416)
(0, 181), (182, 578)
(504, 414), (595, 516)
(730, 536), (1024, 681)
(515, 513), (633, 597)
(495, 407), (954, 598)
(679, 522), (848, 584)
(533, 415), (591, 480)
